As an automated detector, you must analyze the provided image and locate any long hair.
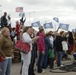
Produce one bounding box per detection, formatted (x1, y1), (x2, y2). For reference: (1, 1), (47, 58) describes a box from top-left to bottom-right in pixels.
(23, 26), (32, 33)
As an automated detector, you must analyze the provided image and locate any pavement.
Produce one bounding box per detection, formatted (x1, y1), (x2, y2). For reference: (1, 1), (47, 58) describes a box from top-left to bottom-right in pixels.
(11, 55), (76, 75)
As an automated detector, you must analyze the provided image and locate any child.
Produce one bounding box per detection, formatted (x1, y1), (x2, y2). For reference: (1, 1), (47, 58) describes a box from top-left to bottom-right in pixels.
(48, 49), (54, 69)
(62, 37), (68, 59)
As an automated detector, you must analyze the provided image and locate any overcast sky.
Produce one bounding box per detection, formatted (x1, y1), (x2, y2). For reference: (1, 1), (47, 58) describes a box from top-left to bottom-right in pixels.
(0, 0), (76, 31)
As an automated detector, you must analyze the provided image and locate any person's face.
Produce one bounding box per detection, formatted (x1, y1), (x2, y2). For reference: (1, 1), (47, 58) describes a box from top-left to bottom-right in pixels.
(27, 28), (34, 36)
(4, 28), (10, 37)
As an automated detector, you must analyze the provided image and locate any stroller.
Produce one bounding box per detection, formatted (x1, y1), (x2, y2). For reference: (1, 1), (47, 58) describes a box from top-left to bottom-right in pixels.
(62, 50), (71, 60)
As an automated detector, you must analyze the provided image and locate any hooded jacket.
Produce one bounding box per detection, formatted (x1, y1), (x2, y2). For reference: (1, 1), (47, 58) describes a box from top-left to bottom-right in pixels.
(37, 32), (45, 52)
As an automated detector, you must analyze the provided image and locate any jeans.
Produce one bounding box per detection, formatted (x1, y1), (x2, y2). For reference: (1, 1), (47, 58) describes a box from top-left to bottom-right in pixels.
(28, 49), (36, 75)
(42, 50), (48, 69)
(0, 58), (12, 75)
(73, 53), (76, 60)
(37, 52), (44, 73)
(49, 58), (54, 69)
(57, 51), (62, 66)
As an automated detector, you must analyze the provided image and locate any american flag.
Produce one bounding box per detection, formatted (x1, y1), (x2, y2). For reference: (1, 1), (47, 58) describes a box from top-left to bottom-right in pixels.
(16, 7), (23, 12)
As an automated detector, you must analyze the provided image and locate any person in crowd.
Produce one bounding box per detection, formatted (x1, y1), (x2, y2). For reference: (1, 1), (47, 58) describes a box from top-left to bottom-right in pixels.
(28, 34), (37, 75)
(55, 32), (63, 67)
(7, 15), (11, 29)
(37, 29), (45, 73)
(1, 12), (8, 28)
(72, 32), (76, 61)
(74, 32), (76, 51)
(42, 31), (53, 69)
(10, 28), (15, 42)
(0, 29), (2, 63)
(68, 31), (74, 54)
(15, 21), (20, 40)
(37, 26), (44, 36)
(49, 31), (54, 47)
(0, 27), (14, 75)
(21, 26), (39, 75)
(48, 48), (54, 69)
(62, 37), (68, 60)
(38, 26), (44, 31)
(49, 31), (54, 69)
(55, 31), (65, 64)
(53, 32), (57, 64)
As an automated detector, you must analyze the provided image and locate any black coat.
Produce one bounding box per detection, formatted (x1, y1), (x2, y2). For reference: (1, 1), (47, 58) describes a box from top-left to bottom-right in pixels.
(1, 15), (7, 27)
(55, 36), (63, 52)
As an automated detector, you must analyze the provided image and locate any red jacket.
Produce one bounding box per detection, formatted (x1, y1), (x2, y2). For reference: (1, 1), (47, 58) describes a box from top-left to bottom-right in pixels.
(0, 55), (2, 62)
(15, 24), (20, 36)
(37, 32), (45, 52)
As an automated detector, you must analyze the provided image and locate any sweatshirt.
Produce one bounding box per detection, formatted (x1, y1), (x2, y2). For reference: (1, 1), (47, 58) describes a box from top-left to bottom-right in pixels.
(0, 35), (14, 58)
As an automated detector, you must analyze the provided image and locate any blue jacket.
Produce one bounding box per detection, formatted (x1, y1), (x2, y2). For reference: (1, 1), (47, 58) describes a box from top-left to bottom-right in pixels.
(44, 37), (53, 51)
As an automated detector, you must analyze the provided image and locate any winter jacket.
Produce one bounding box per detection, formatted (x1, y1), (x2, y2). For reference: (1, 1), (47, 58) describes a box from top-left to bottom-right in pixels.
(15, 24), (20, 36)
(37, 33), (45, 52)
(44, 37), (53, 51)
(55, 36), (63, 52)
(1, 15), (7, 27)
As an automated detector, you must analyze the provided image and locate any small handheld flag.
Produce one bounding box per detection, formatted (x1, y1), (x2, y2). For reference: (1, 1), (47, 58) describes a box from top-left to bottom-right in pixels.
(44, 22), (53, 29)
(31, 21), (41, 27)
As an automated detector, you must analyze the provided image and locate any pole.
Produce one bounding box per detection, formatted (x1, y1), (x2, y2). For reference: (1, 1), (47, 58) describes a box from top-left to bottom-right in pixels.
(54, 24), (56, 31)
(29, 13), (30, 25)
(0, 5), (2, 17)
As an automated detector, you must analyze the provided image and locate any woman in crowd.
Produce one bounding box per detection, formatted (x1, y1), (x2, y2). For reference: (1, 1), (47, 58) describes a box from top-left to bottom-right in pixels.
(0, 27), (14, 75)
(37, 29), (45, 73)
(42, 31), (53, 69)
(10, 28), (15, 42)
(7, 16), (11, 29)
(55, 32), (63, 67)
(28, 34), (37, 75)
(73, 32), (76, 60)
(73, 32), (76, 51)
(15, 21), (20, 40)
(68, 31), (74, 54)
(21, 26), (39, 75)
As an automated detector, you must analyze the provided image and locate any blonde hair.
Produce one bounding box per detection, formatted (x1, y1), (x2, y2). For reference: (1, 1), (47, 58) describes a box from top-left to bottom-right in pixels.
(1, 27), (9, 35)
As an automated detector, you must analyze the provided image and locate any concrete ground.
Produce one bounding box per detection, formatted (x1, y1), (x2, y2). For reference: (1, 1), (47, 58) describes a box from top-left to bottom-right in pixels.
(11, 55), (76, 75)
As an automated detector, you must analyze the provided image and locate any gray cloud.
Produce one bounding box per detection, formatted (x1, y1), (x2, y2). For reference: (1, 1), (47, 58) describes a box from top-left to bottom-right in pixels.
(64, 0), (76, 9)
(21, 0), (76, 9)
(0, 0), (76, 30)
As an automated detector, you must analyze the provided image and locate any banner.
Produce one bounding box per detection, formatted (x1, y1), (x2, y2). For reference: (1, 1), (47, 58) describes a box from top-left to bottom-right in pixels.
(31, 21), (41, 27)
(59, 23), (69, 31)
(44, 22), (53, 29)
(16, 7), (23, 12)
(53, 17), (59, 23)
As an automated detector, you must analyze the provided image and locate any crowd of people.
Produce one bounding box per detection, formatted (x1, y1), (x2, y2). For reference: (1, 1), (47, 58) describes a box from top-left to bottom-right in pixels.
(0, 12), (76, 75)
